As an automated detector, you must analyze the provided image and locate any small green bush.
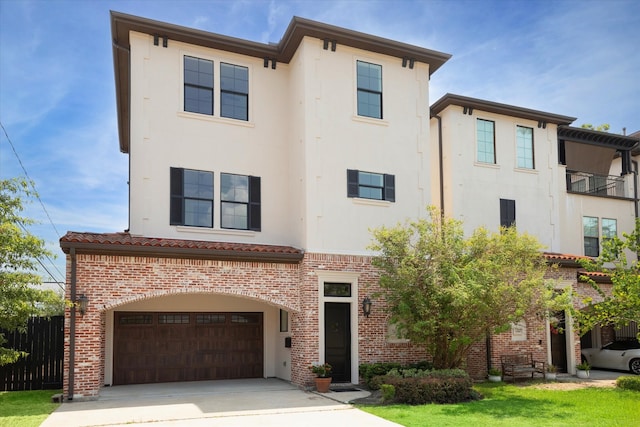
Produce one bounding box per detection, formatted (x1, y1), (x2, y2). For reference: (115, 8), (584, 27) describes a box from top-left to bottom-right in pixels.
(616, 376), (640, 391)
(382, 369), (478, 405)
(380, 383), (396, 402)
(359, 361), (432, 389)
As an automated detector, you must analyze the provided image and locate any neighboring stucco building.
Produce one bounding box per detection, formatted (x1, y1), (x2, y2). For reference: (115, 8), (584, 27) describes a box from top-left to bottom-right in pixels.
(430, 94), (638, 374)
(59, 12), (639, 400)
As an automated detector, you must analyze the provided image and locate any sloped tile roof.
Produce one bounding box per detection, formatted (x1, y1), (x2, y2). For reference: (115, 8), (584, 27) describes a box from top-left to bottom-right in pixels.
(60, 232), (304, 263)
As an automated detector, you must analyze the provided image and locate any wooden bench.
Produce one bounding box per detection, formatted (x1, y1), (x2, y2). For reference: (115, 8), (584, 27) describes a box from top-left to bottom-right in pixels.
(500, 354), (546, 382)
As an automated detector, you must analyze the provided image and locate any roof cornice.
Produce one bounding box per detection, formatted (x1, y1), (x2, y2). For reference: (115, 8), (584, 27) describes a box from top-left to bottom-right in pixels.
(430, 93), (576, 126)
(60, 232), (304, 264)
(111, 11), (451, 153)
(558, 126), (639, 151)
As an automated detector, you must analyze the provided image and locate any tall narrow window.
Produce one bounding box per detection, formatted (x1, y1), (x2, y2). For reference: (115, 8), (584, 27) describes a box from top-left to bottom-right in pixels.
(516, 126), (534, 169)
(477, 119), (496, 163)
(347, 169), (395, 202)
(356, 61), (382, 119)
(583, 216), (599, 257)
(184, 56), (213, 115)
(220, 173), (260, 230)
(602, 218), (617, 241)
(500, 199), (516, 228)
(220, 63), (248, 120)
(170, 168), (214, 227)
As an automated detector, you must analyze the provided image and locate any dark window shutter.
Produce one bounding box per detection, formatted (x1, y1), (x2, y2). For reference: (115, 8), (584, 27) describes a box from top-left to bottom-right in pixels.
(347, 169), (359, 198)
(500, 198), (516, 227)
(384, 174), (395, 202)
(249, 176), (261, 231)
(170, 168), (184, 225)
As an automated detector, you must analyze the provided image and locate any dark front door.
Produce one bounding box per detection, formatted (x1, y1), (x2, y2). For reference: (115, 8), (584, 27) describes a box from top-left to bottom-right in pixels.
(550, 311), (567, 372)
(324, 302), (351, 382)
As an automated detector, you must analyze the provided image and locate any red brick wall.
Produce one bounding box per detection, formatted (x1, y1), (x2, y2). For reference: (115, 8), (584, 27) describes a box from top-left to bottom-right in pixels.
(63, 251), (608, 398)
(64, 253), (301, 399)
(293, 253), (428, 387)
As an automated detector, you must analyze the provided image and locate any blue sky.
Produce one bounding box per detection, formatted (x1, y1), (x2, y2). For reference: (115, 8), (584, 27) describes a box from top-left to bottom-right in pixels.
(1, 0), (639, 286)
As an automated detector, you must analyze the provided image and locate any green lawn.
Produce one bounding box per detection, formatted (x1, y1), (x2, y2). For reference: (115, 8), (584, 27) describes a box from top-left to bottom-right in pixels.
(360, 382), (640, 427)
(0, 390), (61, 427)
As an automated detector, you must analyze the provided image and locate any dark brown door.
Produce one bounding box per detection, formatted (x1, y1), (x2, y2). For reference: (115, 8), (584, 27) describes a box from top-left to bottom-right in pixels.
(325, 303), (351, 383)
(113, 312), (263, 385)
(550, 311), (567, 372)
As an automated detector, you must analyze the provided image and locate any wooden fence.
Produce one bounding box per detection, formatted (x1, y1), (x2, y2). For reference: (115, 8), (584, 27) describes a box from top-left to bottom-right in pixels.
(0, 316), (64, 391)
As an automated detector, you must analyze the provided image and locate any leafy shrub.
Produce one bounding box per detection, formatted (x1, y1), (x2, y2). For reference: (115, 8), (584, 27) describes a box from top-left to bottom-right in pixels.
(380, 384), (396, 402)
(381, 369), (478, 404)
(359, 362), (402, 389)
(360, 361), (431, 389)
(616, 376), (640, 391)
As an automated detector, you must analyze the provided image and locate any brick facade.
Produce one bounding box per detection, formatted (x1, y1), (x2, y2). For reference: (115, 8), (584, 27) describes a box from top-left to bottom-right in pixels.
(63, 245), (615, 399)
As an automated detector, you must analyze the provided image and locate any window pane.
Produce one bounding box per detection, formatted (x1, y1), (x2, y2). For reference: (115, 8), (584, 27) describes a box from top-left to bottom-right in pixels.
(221, 202), (248, 229)
(357, 90), (381, 119)
(357, 61), (381, 91)
(221, 174), (248, 202)
(221, 92), (248, 120)
(185, 199), (212, 227)
(583, 216), (598, 238)
(357, 61), (382, 119)
(184, 170), (213, 199)
(516, 126), (534, 168)
(196, 314), (226, 324)
(184, 56), (213, 115)
(232, 314), (260, 324)
(477, 119), (495, 163)
(220, 63), (248, 121)
(602, 218), (617, 238)
(158, 314), (190, 324)
(584, 236), (599, 257)
(359, 172), (383, 187)
(324, 282), (351, 297)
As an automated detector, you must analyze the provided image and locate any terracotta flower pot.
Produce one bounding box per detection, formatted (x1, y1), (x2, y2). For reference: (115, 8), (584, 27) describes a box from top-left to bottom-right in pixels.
(314, 377), (332, 393)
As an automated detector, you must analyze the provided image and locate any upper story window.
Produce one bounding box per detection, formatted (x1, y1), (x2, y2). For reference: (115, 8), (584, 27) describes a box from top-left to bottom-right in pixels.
(477, 119), (496, 164)
(347, 169), (395, 202)
(602, 218), (617, 240)
(516, 125), (534, 169)
(583, 216), (599, 257)
(220, 63), (249, 121)
(170, 168), (214, 227)
(500, 198), (516, 228)
(356, 61), (382, 119)
(220, 173), (261, 230)
(184, 56), (214, 115)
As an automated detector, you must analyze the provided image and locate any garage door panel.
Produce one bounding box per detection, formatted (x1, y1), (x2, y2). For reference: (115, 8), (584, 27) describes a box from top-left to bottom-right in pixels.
(114, 311), (263, 385)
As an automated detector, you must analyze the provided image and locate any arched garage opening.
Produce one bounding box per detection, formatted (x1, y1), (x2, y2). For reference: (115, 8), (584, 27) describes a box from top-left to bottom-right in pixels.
(104, 292), (295, 386)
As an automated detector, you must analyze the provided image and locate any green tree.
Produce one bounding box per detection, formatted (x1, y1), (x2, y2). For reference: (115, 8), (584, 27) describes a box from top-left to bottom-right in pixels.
(573, 219), (640, 340)
(1, 178), (62, 365)
(369, 207), (554, 369)
(581, 123), (610, 132)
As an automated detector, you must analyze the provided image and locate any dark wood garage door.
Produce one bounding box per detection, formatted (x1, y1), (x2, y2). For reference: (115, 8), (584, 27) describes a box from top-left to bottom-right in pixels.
(113, 312), (263, 385)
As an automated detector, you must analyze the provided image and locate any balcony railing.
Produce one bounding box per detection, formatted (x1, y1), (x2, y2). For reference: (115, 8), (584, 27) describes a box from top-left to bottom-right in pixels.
(566, 170), (626, 198)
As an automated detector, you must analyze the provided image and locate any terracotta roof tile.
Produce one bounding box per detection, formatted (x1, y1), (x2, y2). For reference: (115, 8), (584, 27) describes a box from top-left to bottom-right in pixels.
(60, 231), (304, 263)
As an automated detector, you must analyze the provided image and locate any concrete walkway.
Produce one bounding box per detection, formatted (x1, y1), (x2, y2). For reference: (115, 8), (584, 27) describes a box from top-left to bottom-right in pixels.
(40, 379), (401, 427)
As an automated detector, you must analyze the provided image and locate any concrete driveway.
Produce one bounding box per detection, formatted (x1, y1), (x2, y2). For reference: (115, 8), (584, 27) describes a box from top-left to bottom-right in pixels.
(40, 379), (401, 427)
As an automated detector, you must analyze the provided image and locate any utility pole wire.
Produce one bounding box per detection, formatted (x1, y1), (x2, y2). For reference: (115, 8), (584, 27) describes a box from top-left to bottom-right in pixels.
(0, 120), (62, 239)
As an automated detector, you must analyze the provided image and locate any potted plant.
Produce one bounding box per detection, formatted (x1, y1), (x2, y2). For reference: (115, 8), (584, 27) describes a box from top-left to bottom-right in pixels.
(309, 362), (332, 392)
(576, 361), (590, 379)
(488, 367), (502, 382)
(545, 364), (557, 380)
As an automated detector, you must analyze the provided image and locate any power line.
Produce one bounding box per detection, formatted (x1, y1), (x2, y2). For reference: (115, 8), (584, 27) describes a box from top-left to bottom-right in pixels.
(0, 121), (62, 239)
(1, 120), (66, 286)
